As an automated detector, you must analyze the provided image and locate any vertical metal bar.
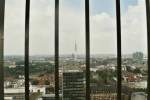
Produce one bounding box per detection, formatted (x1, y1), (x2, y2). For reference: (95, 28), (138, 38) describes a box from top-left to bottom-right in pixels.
(85, 0), (90, 100)
(0, 0), (5, 99)
(116, 0), (122, 100)
(25, 0), (30, 100)
(145, 0), (150, 100)
(55, 0), (59, 99)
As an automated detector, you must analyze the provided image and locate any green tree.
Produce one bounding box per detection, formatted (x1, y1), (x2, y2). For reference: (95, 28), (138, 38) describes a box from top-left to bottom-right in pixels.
(45, 80), (50, 85)
(133, 68), (141, 74)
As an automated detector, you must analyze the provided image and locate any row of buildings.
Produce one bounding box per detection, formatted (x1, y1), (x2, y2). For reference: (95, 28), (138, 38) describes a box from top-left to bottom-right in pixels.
(4, 69), (147, 100)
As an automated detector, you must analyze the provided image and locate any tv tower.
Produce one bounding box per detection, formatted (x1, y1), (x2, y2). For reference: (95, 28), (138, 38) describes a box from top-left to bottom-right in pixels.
(74, 40), (77, 60)
(72, 40), (78, 60)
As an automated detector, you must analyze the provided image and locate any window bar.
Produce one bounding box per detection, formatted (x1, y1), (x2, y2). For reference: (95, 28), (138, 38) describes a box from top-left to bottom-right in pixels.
(116, 0), (122, 100)
(55, 0), (59, 99)
(145, 0), (150, 99)
(85, 0), (90, 100)
(0, 0), (5, 99)
(25, 0), (30, 100)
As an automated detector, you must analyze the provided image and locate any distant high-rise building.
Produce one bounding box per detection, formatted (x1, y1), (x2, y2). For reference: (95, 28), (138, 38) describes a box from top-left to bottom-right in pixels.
(63, 70), (85, 100)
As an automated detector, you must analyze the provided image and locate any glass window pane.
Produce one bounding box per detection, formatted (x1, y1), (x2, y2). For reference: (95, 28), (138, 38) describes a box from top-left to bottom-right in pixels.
(90, 0), (117, 100)
(4, 0), (25, 99)
(59, 0), (85, 99)
(121, 0), (148, 100)
(29, 0), (55, 99)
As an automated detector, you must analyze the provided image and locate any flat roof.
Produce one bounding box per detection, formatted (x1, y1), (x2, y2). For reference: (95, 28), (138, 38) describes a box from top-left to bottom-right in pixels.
(5, 88), (25, 94)
(63, 70), (83, 73)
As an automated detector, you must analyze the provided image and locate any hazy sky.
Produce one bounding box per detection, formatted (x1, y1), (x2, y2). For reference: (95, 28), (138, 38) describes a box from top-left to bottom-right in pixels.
(4, 0), (147, 55)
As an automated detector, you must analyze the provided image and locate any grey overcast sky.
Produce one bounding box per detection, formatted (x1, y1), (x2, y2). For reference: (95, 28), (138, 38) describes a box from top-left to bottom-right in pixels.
(4, 0), (147, 55)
